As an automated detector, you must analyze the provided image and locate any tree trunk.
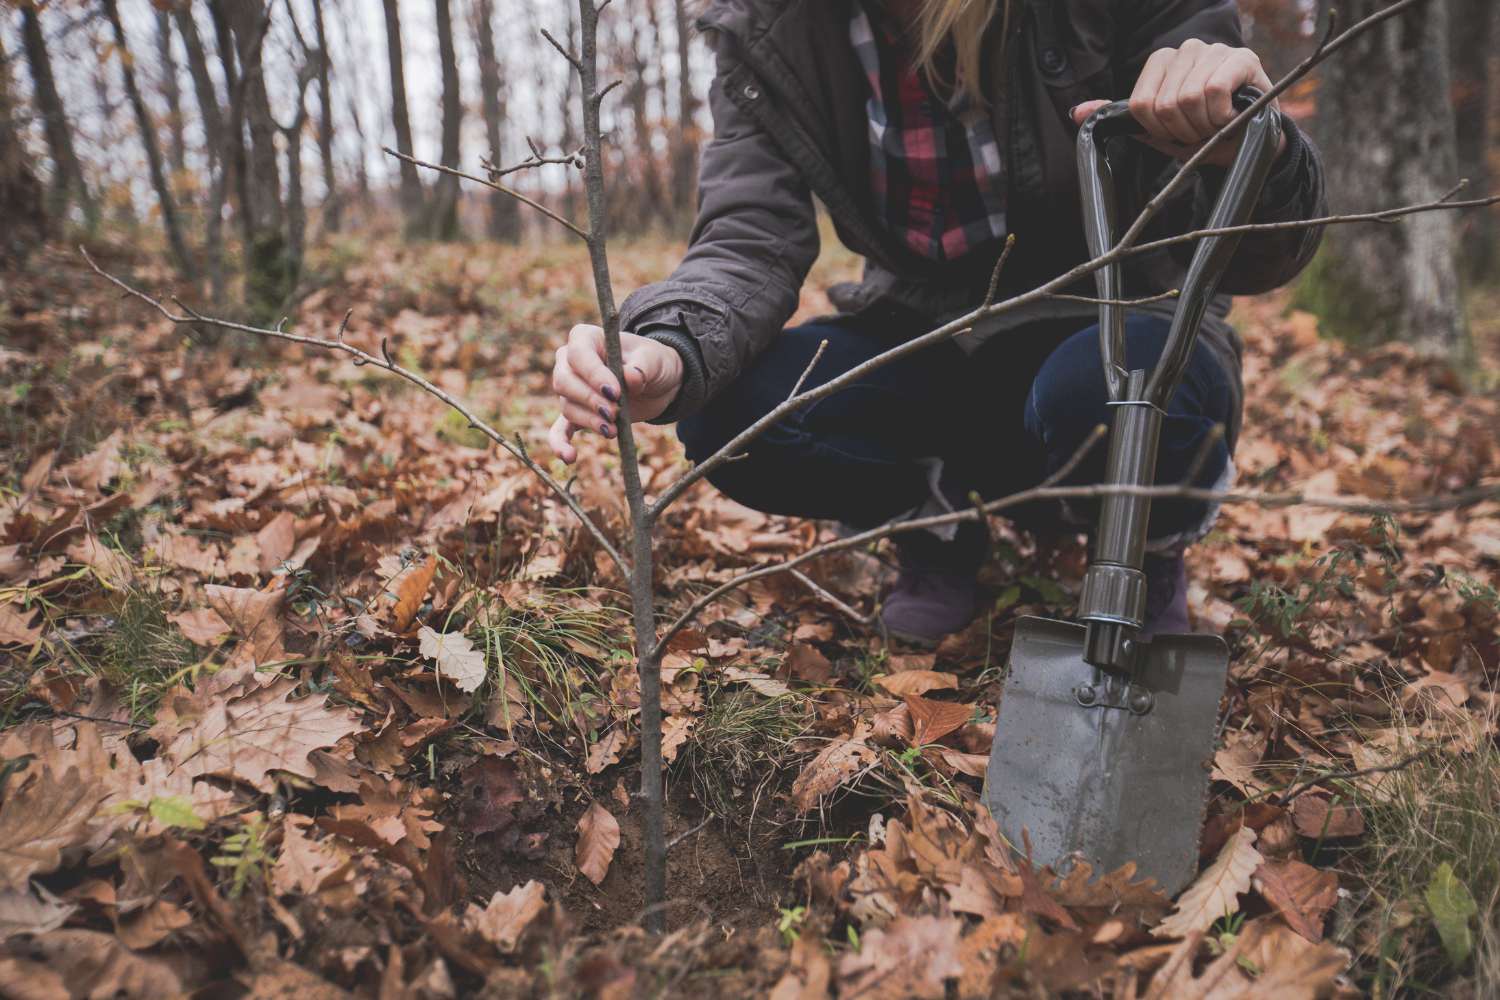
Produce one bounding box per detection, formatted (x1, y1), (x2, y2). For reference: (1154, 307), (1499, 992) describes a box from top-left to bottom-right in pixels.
(223, 1), (283, 237)
(381, 0), (425, 232)
(0, 29), (46, 262)
(174, 1), (227, 299)
(430, 0), (463, 241)
(627, 7), (667, 228)
(1304, 0), (1468, 359)
(671, 0), (699, 221)
(19, 1), (98, 230)
(474, 0), (521, 241)
(1449, 0), (1496, 282)
(101, 0), (198, 283)
(155, 9), (188, 176)
(311, 0), (340, 232)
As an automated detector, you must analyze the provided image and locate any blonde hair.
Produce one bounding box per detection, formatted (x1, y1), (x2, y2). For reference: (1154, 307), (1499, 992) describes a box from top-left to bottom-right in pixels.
(910, 0), (1012, 104)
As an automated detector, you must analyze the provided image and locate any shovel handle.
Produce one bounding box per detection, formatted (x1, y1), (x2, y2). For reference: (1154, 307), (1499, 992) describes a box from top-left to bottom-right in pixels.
(1076, 88), (1283, 406)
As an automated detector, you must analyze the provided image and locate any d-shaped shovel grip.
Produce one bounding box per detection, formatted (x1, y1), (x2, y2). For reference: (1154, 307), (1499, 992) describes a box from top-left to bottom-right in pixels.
(1076, 88), (1283, 406)
(1074, 88), (1283, 670)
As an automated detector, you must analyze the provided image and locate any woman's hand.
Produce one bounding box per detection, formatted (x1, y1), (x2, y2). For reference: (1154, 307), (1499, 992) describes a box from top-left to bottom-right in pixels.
(547, 324), (684, 464)
(1070, 39), (1286, 167)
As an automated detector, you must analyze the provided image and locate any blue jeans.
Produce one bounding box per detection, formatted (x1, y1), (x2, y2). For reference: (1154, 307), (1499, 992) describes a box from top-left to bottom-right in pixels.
(678, 309), (1236, 544)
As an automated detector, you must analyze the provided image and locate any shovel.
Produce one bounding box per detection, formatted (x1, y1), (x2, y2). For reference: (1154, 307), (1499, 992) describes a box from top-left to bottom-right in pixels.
(983, 89), (1283, 895)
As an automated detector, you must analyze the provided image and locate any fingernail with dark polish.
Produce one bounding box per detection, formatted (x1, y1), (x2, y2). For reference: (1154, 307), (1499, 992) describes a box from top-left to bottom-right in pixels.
(598, 405), (611, 421)
(599, 423), (615, 438)
(601, 385), (618, 401)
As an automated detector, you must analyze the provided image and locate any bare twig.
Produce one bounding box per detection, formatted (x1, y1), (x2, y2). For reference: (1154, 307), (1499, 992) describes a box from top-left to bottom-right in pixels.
(791, 569), (873, 626)
(657, 478), (1500, 647)
(788, 338), (830, 401)
(649, 189), (1495, 521)
(981, 233), (1017, 309)
(1270, 747), (1439, 806)
(1046, 289), (1180, 308)
(666, 813), (716, 850)
(539, 27), (582, 73)
(382, 147), (587, 239)
(80, 248), (627, 573)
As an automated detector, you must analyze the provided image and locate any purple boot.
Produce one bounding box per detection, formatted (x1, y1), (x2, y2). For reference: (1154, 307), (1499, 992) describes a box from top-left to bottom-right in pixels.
(1140, 553), (1191, 639)
(879, 525), (985, 647)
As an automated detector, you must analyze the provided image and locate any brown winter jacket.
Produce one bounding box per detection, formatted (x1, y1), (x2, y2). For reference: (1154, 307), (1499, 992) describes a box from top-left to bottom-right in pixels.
(619, 0), (1328, 441)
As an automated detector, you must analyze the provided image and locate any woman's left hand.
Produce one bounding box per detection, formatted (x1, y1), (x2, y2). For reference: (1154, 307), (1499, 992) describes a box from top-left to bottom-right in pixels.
(1071, 39), (1286, 167)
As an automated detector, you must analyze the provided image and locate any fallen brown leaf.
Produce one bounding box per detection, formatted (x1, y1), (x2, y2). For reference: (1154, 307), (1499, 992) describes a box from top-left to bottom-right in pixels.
(575, 801), (620, 886)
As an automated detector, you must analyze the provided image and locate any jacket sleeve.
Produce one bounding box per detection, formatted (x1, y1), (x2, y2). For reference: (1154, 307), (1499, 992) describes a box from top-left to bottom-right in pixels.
(617, 49), (819, 423)
(1117, 0), (1328, 294)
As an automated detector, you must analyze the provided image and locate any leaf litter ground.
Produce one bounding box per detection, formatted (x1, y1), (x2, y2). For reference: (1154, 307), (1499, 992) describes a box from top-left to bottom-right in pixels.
(0, 237), (1497, 997)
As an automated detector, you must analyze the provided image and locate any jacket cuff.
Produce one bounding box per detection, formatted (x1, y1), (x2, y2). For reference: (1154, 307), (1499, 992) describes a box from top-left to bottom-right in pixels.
(1257, 112), (1311, 217)
(638, 323), (707, 425)
(1195, 111), (1310, 220)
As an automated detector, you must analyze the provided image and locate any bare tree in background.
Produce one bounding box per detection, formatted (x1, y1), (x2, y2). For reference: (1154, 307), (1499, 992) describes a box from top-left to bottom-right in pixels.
(174, 0), (229, 299)
(671, 0), (698, 219)
(474, 0), (522, 241)
(1449, 0), (1497, 280)
(1, 28), (46, 261)
(154, 9), (188, 178)
(19, 0), (98, 231)
(625, 2), (667, 226)
(311, 0), (340, 233)
(430, 0), (463, 241)
(101, 0), (197, 284)
(1306, 0), (1467, 358)
(382, 0), (426, 234)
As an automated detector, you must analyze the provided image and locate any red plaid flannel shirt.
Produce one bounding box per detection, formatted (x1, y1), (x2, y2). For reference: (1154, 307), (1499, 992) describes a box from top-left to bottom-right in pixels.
(850, 1), (1008, 261)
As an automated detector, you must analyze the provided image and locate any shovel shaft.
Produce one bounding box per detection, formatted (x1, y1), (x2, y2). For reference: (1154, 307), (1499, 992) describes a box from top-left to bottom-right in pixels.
(1075, 90), (1283, 669)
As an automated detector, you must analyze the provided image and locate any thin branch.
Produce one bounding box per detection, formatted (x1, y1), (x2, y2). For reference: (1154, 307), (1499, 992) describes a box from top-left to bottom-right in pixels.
(666, 813), (715, 850)
(382, 147), (587, 239)
(483, 138), (583, 181)
(657, 478), (1500, 647)
(789, 339), (830, 400)
(645, 0), (1476, 522)
(791, 569), (873, 626)
(80, 248), (628, 573)
(1045, 289), (1180, 308)
(1270, 747), (1438, 806)
(981, 233), (1017, 309)
(539, 27), (582, 73)
(648, 189), (1495, 521)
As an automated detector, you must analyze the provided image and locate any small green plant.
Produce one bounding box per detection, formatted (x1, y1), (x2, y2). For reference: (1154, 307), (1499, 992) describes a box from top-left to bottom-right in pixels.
(777, 905), (807, 946)
(212, 814), (273, 897)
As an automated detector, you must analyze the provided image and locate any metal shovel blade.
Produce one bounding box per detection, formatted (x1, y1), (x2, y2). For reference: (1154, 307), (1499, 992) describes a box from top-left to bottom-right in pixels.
(983, 616), (1230, 896)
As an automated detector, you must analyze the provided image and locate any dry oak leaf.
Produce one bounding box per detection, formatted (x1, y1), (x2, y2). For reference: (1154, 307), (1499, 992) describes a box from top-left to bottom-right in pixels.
(0, 766), (105, 892)
(0, 604), (43, 647)
(465, 880), (548, 953)
(1253, 859), (1339, 943)
(903, 695), (972, 746)
(156, 670), (363, 792)
(255, 511), (297, 575)
(272, 815), (353, 896)
(391, 555), (438, 633)
(791, 724), (877, 813)
(0, 928), (190, 999)
(167, 607), (231, 646)
(417, 626), (489, 693)
(769, 933), (833, 1000)
(585, 727), (629, 775)
(113, 898), (192, 951)
(0, 886), (76, 941)
(874, 670), (958, 697)
(838, 914), (964, 999)
(1291, 795), (1365, 839)
(1143, 918), (1346, 999)
(1154, 826), (1263, 939)
(575, 801), (621, 887)
(205, 584), (286, 664)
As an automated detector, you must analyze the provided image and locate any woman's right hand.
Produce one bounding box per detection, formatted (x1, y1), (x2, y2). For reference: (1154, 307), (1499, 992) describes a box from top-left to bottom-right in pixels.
(548, 324), (684, 464)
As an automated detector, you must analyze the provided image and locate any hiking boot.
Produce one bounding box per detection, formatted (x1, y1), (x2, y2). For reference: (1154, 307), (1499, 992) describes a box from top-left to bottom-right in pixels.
(1140, 553), (1191, 639)
(880, 525), (986, 647)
